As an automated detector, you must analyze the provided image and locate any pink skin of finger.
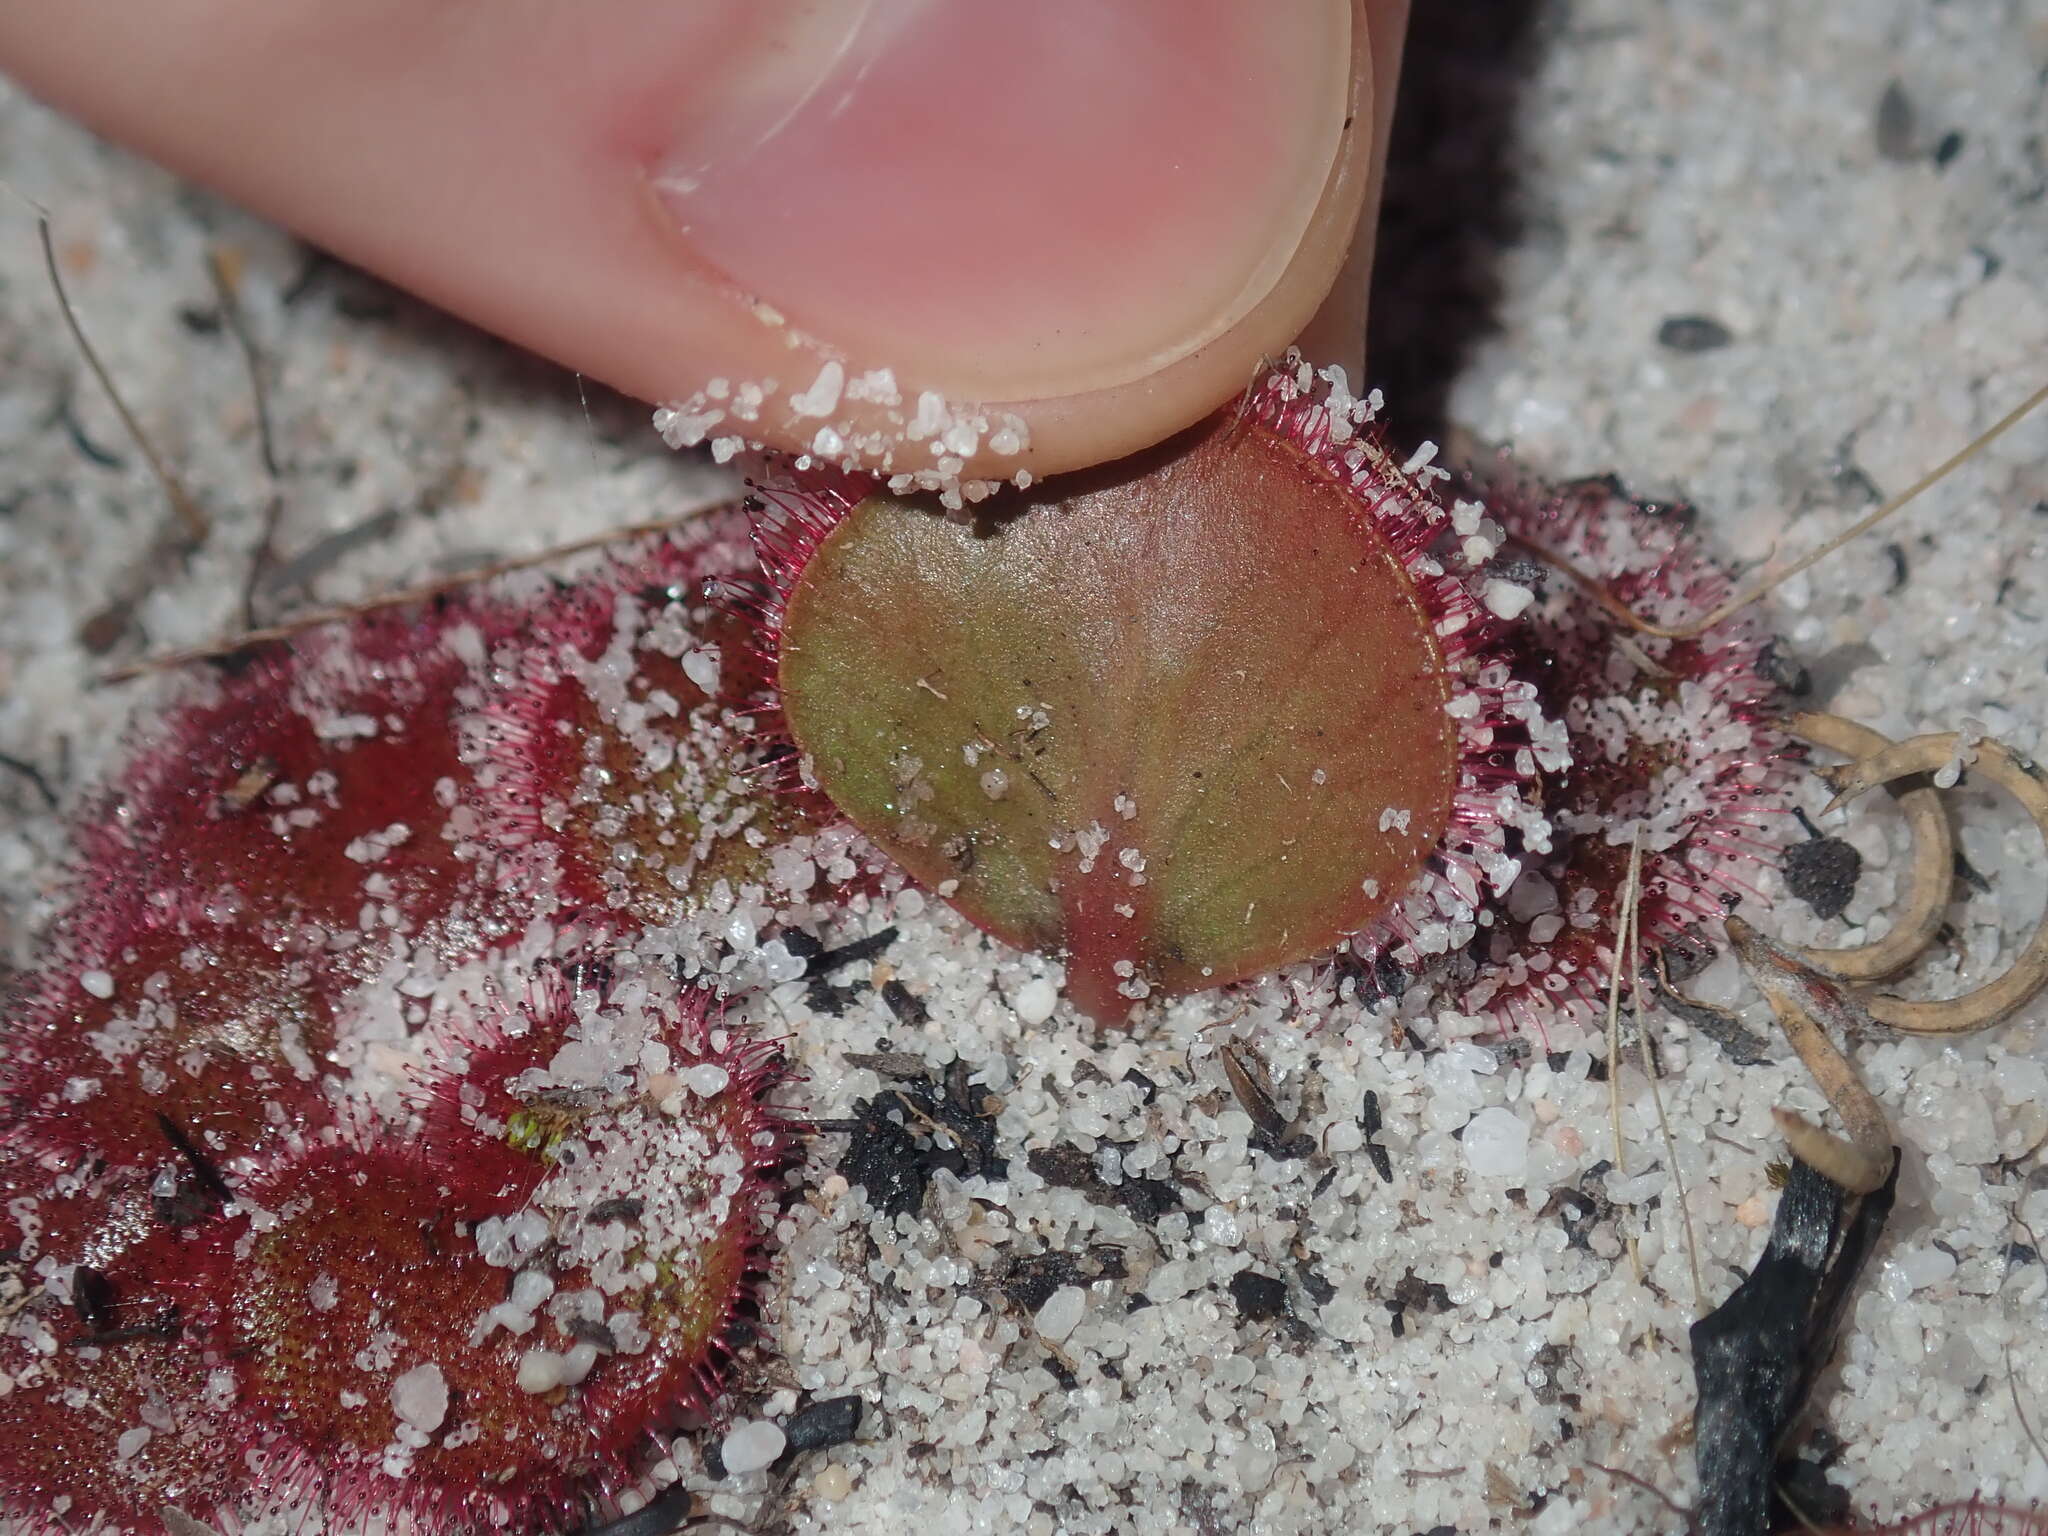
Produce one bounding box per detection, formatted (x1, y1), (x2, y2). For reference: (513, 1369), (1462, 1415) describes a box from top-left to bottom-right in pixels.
(0, 0), (1409, 480)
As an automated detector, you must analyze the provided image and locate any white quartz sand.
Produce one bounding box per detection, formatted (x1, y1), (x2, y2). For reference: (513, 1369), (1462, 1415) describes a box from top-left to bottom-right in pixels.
(2, 5), (2045, 1533)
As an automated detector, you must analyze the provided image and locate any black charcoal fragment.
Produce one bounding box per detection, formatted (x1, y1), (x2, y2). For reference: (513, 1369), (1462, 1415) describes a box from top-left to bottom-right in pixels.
(1648, 974), (1774, 1068)
(1690, 1154), (1898, 1536)
(71, 1265), (116, 1333)
(782, 1394), (866, 1456)
(880, 979), (928, 1025)
(1875, 80), (1918, 160)
(1360, 1090), (1395, 1184)
(1783, 835), (1862, 921)
(1026, 1144), (1182, 1226)
(835, 1068), (1003, 1217)
(156, 1112), (234, 1204)
(999, 1247), (1126, 1316)
(1228, 1269), (1288, 1322)
(1755, 640), (1811, 697)
(1657, 314), (1733, 353)
(805, 925), (898, 975)
(575, 1486), (694, 1536)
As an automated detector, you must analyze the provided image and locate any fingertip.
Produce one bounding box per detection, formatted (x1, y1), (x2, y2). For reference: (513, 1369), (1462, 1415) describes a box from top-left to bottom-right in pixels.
(604, 0), (1378, 477)
(0, 0), (1383, 480)
(1293, 0), (1412, 383)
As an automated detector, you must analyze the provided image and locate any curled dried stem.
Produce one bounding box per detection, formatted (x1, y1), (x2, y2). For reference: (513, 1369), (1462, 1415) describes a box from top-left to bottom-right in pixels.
(1785, 712), (1954, 982)
(1726, 917), (1893, 1195)
(1823, 732), (2048, 1035)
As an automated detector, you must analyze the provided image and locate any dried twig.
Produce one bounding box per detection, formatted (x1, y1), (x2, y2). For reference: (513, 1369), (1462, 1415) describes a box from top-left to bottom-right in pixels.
(239, 493), (286, 630)
(1633, 865), (1706, 1316)
(99, 503), (726, 683)
(1587, 1462), (1698, 1532)
(1520, 380), (2048, 641)
(39, 217), (207, 543)
(205, 243), (281, 479)
(1604, 831), (1644, 1174)
(1726, 919), (1893, 1195)
(2012, 1350), (2048, 1471)
(0, 748), (60, 811)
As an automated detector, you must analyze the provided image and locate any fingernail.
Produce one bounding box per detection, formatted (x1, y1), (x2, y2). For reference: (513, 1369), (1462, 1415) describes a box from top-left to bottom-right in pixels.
(652, 0), (1353, 404)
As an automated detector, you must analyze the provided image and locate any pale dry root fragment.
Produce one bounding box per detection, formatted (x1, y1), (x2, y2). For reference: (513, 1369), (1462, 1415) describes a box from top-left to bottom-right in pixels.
(1786, 711), (1955, 982)
(1822, 731), (2048, 1035)
(1726, 916), (1894, 1195)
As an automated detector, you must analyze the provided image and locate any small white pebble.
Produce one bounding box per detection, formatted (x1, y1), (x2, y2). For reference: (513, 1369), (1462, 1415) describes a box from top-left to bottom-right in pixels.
(721, 1418), (786, 1475)
(1482, 578), (1537, 621)
(813, 1464), (854, 1502)
(80, 969), (115, 1000)
(557, 1341), (600, 1387)
(1014, 977), (1059, 1025)
(390, 1363), (449, 1434)
(789, 360), (845, 419)
(683, 1063), (731, 1097)
(1463, 1106), (1531, 1179)
(1035, 1284), (1086, 1342)
(517, 1349), (565, 1395)
(681, 648), (721, 696)
(1895, 1244), (1957, 1291)
(758, 939), (806, 984)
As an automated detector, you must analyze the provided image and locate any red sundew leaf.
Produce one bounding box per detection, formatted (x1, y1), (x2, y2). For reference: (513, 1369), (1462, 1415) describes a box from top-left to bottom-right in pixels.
(476, 525), (847, 926)
(5, 600), (535, 1173)
(411, 972), (789, 1487)
(6, 915), (339, 1172)
(205, 1142), (608, 1527)
(0, 541), (802, 1534)
(1, 1334), (238, 1536)
(0, 1154), (213, 1284)
(774, 405), (1491, 1022)
(84, 608), (513, 950)
(0, 1222), (241, 1536)
(210, 980), (788, 1530)
(566, 1079), (782, 1466)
